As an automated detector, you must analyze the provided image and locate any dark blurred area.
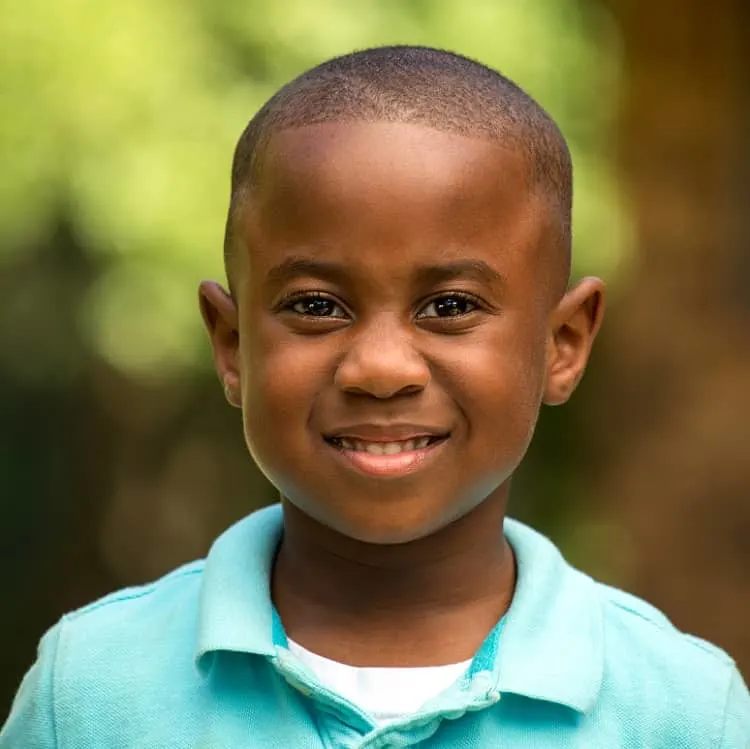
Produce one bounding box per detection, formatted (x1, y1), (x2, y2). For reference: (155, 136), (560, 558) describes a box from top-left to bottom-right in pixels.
(1, 0), (748, 714)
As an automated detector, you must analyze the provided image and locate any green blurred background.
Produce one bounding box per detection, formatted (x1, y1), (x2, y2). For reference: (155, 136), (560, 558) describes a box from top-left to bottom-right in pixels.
(2, 0), (749, 711)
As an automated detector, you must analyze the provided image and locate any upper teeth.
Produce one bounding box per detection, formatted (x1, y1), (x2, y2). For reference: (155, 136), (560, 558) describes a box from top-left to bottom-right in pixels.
(335, 437), (433, 454)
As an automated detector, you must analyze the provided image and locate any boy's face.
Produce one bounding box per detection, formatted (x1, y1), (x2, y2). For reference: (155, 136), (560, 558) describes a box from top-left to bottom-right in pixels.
(201, 122), (603, 544)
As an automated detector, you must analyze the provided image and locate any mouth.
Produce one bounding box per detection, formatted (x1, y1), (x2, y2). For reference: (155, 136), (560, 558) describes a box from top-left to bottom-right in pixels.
(326, 435), (445, 453)
(323, 434), (450, 477)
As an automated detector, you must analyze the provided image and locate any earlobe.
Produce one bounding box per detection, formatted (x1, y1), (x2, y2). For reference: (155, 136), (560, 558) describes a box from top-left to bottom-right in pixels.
(198, 281), (242, 408)
(223, 377), (242, 408)
(543, 277), (605, 406)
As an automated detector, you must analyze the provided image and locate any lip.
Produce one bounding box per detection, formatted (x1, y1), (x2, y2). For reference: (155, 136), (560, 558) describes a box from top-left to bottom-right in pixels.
(324, 434), (449, 478)
(323, 423), (450, 442)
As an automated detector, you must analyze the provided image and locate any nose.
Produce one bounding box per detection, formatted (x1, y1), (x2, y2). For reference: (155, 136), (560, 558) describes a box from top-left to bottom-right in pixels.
(334, 317), (430, 399)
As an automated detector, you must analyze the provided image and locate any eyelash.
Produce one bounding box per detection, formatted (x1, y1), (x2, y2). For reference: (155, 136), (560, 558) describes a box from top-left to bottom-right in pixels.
(278, 290), (483, 320)
(416, 291), (479, 319)
(278, 291), (348, 319)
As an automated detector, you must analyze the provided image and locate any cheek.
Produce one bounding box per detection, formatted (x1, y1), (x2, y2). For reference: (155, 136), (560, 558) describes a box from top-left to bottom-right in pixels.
(446, 320), (547, 447)
(238, 319), (331, 457)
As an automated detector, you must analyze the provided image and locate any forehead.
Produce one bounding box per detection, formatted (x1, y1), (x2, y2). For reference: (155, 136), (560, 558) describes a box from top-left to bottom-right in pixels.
(236, 121), (551, 286)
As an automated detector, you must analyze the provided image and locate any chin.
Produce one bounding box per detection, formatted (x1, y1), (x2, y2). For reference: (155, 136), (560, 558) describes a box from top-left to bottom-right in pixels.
(342, 525), (432, 546)
(319, 505), (453, 546)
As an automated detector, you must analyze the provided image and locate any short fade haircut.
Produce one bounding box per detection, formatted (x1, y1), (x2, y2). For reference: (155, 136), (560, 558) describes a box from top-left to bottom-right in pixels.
(225, 45), (572, 291)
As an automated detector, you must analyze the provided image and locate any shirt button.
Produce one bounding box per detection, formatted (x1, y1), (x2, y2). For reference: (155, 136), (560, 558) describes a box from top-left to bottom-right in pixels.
(276, 652), (294, 669)
(471, 671), (494, 693)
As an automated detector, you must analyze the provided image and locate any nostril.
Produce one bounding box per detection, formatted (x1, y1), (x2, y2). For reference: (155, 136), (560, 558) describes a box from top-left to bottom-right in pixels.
(333, 341), (430, 399)
(400, 384), (426, 396)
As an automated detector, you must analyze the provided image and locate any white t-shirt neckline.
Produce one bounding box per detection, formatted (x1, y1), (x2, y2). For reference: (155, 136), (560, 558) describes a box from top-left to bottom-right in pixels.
(287, 639), (471, 725)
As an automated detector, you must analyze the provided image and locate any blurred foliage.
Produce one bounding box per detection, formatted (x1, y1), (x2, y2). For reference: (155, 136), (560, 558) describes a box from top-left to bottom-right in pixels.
(1, 0), (629, 381)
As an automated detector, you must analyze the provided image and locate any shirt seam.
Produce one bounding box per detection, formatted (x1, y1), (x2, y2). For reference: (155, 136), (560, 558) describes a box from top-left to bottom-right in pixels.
(50, 621), (64, 749)
(64, 565), (203, 620)
(598, 587), (668, 625)
(602, 595), (736, 681)
(719, 667), (738, 748)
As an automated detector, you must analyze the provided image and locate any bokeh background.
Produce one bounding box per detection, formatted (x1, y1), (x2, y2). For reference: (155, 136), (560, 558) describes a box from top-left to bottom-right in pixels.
(2, 0), (748, 712)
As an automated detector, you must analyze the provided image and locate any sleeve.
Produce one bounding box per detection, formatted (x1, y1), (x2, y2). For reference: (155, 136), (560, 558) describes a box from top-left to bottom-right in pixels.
(721, 666), (750, 749)
(0, 625), (61, 749)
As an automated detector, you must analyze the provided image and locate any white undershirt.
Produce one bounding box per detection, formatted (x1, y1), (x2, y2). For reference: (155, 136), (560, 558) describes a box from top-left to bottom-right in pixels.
(287, 639), (471, 725)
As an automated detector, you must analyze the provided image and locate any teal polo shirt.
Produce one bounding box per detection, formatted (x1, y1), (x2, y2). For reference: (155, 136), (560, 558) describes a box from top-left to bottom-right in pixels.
(2, 504), (749, 748)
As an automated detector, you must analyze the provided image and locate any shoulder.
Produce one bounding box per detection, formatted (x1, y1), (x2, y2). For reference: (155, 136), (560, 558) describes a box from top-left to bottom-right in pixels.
(64, 559), (205, 627)
(1, 562), (208, 747)
(505, 517), (738, 687)
(593, 580), (748, 745)
(505, 518), (748, 745)
(596, 579), (734, 672)
(56, 560), (206, 674)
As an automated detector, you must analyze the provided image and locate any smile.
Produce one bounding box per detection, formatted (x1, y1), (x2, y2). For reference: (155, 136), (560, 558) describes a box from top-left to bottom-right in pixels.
(329, 436), (437, 454)
(324, 434), (449, 477)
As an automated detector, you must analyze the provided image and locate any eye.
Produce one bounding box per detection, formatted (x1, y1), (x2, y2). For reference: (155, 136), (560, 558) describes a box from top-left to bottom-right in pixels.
(417, 293), (479, 319)
(287, 294), (348, 319)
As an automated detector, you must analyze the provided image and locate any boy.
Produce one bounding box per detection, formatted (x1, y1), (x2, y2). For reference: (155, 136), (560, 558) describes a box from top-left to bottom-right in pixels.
(2, 46), (749, 748)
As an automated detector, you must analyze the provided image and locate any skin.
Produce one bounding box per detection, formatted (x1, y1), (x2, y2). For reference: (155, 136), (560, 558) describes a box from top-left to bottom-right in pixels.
(200, 121), (604, 666)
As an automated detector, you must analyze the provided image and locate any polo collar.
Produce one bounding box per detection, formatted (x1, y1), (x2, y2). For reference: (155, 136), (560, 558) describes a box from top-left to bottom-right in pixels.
(195, 504), (282, 665)
(499, 519), (604, 712)
(195, 505), (604, 713)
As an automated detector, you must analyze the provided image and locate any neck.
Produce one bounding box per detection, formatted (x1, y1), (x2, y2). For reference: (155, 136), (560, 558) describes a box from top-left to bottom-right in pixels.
(272, 489), (515, 666)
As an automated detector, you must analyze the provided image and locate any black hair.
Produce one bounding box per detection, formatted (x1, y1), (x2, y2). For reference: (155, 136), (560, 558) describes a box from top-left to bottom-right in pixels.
(225, 45), (572, 289)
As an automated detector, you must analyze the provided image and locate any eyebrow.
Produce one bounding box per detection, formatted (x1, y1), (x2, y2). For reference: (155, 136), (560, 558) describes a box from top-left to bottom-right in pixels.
(265, 257), (349, 287)
(415, 260), (505, 288)
(264, 256), (505, 289)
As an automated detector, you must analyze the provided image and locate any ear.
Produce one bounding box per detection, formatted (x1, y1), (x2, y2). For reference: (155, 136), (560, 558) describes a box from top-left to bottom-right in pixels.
(198, 281), (242, 408)
(543, 277), (605, 406)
